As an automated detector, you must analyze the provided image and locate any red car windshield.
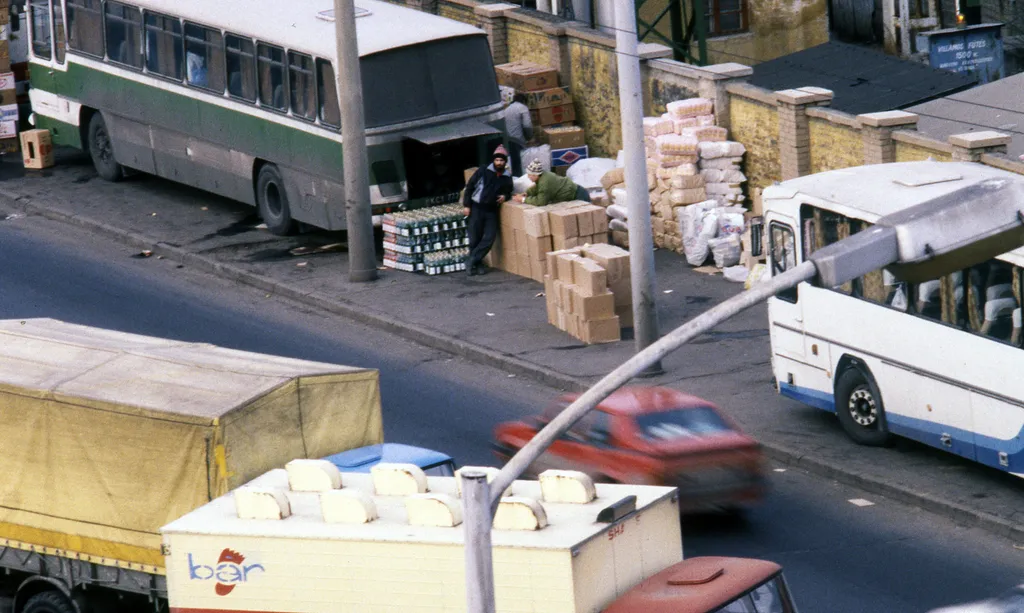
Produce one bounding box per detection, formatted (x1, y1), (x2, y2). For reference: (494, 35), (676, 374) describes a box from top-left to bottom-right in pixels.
(635, 406), (732, 441)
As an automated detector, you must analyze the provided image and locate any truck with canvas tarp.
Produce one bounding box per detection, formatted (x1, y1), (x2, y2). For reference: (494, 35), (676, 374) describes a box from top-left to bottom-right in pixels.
(0, 318), (383, 613)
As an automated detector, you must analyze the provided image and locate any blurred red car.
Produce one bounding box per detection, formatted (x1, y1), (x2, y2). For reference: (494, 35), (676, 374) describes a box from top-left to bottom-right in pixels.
(493, 387), (766, 512)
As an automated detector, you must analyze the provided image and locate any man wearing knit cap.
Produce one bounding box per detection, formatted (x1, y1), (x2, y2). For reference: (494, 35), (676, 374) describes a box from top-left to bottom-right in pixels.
(463, 145), (514, 276)
(514, 159), (591, 206)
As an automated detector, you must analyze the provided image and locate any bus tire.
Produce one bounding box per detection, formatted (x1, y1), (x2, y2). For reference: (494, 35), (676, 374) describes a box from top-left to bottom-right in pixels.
(22, 591), (76, 613)
(87, 114), (123, 182)
(256, 164), (297, 236)
(835, 367), (892, 447)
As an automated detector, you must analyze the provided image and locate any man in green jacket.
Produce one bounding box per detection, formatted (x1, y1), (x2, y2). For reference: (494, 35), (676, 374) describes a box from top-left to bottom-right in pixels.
(513, 159), (591, 206)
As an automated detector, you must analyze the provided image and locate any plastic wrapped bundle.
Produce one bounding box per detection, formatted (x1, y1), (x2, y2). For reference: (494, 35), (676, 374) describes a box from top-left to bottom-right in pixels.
(681, 126), (728, 142)
(666, 98), (714, 118)
(601, 167), (626, 191)
(676, 200), (720, 266)
(696, 114), (716, 126)
(701, 168), (746, 183)
(673, 117), (698, 133)
(698, 141), (746, 159)
(655, 152), (700, 168)
(643, 117), (660, 137)
(705, 183), (745, 197)
(709, 234), (742, 268)
(670, 174), (705, 190)
(606, 204), (629, 221)
(655, 134), (699, 155)
(670, 187), (708, 205)
(701, 157), (743, 170)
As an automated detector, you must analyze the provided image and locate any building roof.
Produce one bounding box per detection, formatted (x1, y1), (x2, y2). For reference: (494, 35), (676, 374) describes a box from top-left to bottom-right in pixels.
(747, 41), (978, 115)
(907, 72), (1024, 161)
(763, 161), (1024, 267)
(131, 0), (485, 60)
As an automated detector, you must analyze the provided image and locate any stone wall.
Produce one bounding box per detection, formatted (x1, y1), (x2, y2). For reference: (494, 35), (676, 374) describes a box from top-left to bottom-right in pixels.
(806, 110), (865, 174)
(726, 84), (780, 193)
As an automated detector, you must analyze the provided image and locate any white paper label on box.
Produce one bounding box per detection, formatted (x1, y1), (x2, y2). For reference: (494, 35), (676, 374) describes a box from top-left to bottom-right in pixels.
(0, 104), (17, 122)
(0, 73), (13, 90)
(0, 120), (17, 138)
(0, 25), (9, 42)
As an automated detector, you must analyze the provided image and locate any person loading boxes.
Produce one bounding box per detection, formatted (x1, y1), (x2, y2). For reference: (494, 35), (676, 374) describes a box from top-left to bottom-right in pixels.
(515, 159), (591, 206)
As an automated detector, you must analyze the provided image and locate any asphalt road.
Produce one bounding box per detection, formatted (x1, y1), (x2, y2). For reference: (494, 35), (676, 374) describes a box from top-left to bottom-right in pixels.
(1, 210), (1021, 613)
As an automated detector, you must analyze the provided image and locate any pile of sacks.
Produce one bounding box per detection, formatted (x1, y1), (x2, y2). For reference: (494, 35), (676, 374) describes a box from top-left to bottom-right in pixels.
(597, 97), (749, 255)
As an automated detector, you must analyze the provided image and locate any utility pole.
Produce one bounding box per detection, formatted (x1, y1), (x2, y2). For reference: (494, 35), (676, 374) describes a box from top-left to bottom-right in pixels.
(335, 0), (378, 283)
(614, 0), (663, 375)
(899, 0), (912, 56)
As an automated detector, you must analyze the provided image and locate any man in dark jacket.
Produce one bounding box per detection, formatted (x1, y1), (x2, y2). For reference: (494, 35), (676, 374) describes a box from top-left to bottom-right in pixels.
(463, 145), (514, 276)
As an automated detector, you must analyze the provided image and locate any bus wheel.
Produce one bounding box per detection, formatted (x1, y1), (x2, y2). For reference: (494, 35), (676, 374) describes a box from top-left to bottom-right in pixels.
(256, 164), (297, 236)
(88, 114), (123, 182)
(835, 367), (892, 447)
(22, 591), (76, 613)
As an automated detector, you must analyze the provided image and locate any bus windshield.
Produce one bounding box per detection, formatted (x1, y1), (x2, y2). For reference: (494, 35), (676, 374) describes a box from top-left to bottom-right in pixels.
(361, 35), (500, 128)
(713, 576), (793, 613)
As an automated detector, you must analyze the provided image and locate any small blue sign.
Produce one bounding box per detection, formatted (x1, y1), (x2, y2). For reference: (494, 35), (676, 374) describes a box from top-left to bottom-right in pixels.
(918, 23), (1005, 84)
(551, 145), (588, 167)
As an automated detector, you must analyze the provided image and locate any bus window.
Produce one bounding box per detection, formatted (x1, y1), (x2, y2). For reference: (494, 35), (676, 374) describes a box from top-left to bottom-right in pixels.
(52, 0), (65, 64)
(257, 43), (287, 112)
(316, 59), (340, 128)
(288, 51), (316, 122)
(104, 1), (142, 69)
(30, 0), (51, 60)
(143, 12), (182, 80)
(225, 35), (256, 102)
(67, 0), (104, 58)
(184, 23), (225, 93)
(968, 261), (1019, 342)
(770, 222), (797, 302)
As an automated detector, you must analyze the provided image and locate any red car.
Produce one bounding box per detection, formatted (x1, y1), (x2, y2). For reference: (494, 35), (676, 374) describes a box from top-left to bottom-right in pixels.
(493, 387), (766, 512)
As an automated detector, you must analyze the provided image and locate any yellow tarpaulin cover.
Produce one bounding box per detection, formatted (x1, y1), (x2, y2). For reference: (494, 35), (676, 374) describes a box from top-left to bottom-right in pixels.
(0, 319), (383, 571)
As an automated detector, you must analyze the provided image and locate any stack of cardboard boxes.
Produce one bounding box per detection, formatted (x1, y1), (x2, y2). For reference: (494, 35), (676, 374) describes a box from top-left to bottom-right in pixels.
(487, 201), (608, 282)
(494, 61), (587, 176)
(0, 0), (18, 155)
(543, 243), (633, 344)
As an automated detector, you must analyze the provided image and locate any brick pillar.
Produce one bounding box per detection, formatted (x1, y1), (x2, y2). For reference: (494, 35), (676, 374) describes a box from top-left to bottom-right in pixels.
(948, 131), (1011, 162)
(406, 0), (438, 13)
(474, 3), (517, 66)
(775, 87), (833, 181)
(858, 111), (919, 165)
(694, 63), (753, 133)
(547, 27), (571, 84)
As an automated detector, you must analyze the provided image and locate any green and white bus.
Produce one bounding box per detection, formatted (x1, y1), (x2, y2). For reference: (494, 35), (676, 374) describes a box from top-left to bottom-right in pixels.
(25, 0), (507, 234)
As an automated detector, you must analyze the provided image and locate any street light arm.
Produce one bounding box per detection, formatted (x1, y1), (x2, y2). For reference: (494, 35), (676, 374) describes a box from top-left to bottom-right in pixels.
(488, 260), (818, 508)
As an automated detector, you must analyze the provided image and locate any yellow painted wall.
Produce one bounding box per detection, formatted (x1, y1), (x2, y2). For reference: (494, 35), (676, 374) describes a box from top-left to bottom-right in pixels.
(644, 72), (700, 117)
(437, 3), (479, 26)
(895, 141), (953, 162)
(507, 21), (551, 67)
(568, 39), (621, 158)
(729, 95), (780, 189)
(808, 118), (863, 174)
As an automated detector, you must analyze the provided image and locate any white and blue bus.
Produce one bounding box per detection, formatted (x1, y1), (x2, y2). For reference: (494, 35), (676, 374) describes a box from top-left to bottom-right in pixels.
(25, 0), (507, 234)
(763, 160), (1024, 477)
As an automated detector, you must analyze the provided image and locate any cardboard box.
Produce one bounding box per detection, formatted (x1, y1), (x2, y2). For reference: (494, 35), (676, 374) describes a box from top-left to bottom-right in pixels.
(587, 233), (609, 245)
(531, 104), (576, 126)
(542, 125), (586, 150)
(517, 253), (531, 278)
(0, 120), (15, 139)
(523, 207), (551, 237)
(573, 258), (608, 298)
(526, 234), (553, 261)
(484, 231), (504, 270)
(22, 128), (55, 170)
(583, 244), (630, 281)
(495, 61), (560, 92)
(549, 208), (579, 238)
(513, 229), (529, 257)
(559, 283), (574, 314)
(583, 316), (621, 344)
(565, 236), (585, 249)
(523, 87), (572, 110)
(530, 258), (547, 281)
(556, 253), (580, 283)
(592, 209), (609, 234)
(573, 291), (615, 321)
(551, 145), (588, 168)
(0, 72), (13, 90)
(616, 305), (634, 329)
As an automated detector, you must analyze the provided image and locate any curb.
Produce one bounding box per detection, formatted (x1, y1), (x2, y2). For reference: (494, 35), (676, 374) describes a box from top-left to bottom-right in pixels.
(5, 194), (1022, 543)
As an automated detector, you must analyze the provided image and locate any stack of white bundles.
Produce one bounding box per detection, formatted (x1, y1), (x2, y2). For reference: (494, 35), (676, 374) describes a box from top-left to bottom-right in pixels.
(673, 117), (698, 134)
(666, 98), (714, 118)
(642, 117), (661, 137)
(696, 114), (716, 127)
(669, 187), (708, 206)
(698, 141), (747, 205)
(681, 125), (728, 142)
(611, 187), (629, 208)
(656, 134), (699, 155)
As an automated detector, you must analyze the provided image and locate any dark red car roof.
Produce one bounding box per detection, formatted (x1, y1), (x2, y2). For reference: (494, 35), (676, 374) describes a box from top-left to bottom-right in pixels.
(562, 386), (716, 417)
(603, 557), (784, 613)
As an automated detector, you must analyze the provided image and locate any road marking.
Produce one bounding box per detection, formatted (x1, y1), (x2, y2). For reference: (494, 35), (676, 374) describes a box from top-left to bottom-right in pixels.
(848, 498), (875, 507)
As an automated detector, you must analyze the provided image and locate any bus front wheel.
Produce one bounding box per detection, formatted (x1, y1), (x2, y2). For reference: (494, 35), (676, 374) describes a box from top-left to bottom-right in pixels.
(835, 367), (892, 447)
(87, 114), (123, 182)
(256, 164), (297, 236)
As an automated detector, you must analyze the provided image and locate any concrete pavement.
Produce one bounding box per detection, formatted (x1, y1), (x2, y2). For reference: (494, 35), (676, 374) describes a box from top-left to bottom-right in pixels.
(2, 150), (1022, 541)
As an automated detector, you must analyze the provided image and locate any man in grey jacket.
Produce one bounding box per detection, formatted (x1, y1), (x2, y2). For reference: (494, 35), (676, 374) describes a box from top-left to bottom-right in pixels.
(503, 93), (533, 177)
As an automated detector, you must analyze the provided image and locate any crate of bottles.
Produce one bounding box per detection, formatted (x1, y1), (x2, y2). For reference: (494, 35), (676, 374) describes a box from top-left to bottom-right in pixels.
(423, 248), (469, 276)
(382, 204), (470, 275)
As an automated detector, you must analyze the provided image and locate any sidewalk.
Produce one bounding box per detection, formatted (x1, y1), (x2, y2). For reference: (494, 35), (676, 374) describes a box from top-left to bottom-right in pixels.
(3, 151), (1022, 540)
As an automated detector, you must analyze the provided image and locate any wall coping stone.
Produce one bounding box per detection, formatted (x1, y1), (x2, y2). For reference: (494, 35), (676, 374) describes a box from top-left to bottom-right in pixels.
(806, 107), (860, 128)
(892, 130), (954, 153)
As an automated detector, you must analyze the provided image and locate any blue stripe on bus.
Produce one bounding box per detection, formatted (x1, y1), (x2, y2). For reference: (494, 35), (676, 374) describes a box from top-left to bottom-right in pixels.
(779, 382), (836, 413)
(780, 383), (1024, 473)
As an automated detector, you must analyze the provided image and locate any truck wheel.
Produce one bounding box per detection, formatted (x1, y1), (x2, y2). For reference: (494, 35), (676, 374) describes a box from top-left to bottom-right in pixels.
(835, 367), (892, 447)
(23, 592), (76, 613)
(256, 164), (297, 236)
(88, 114), (123, 182)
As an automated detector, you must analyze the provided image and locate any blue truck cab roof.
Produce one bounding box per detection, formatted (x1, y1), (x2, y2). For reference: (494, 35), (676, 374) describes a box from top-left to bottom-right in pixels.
(322, 443), (456, 476)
